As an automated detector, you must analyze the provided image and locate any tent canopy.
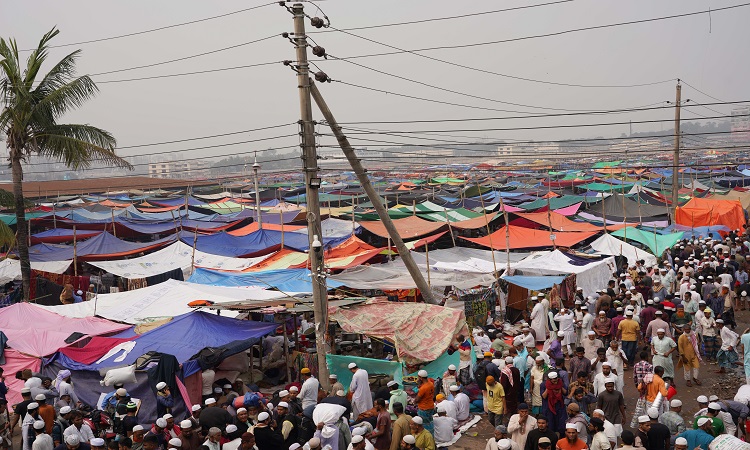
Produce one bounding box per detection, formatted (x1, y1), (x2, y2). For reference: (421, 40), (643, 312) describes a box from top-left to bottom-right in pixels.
(358, 216), (447, 239)
(589, 233), (658, 266)
(610, 227), (683, 255)
(460, 225), (598, 250)
(675, 197), (746, 232)
(328, 299), (468, 365)
(187, 267), (343, 293)
(511, 250), (616, 298)
(0, 303), (129, 357)
(28, 232), (176, 262)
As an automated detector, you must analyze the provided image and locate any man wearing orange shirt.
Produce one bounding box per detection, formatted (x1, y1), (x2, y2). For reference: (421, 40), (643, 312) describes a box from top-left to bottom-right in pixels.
(639, 366), (668, 413)
(555, 424), (588, 450)
(415, 370), (435, 434)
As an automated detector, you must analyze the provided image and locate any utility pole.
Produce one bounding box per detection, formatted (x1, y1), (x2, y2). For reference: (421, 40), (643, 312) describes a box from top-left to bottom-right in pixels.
(309, 82), (435, 303)
(252, 152), (262, 229)
(672, 81), (681, 218)
(290, 3), (330, 384)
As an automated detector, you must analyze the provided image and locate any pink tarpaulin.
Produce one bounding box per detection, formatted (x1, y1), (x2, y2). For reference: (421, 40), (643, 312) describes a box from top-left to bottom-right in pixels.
(59, 336), (135, 365)
(2, 349), (41, 405)
(328, 299), (468, 365)
(0, 303), (130, 357)
(553, 202), (583, 216)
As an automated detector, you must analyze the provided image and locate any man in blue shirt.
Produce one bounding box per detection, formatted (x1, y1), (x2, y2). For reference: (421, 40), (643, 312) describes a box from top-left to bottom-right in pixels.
(677, 417), (714, 450)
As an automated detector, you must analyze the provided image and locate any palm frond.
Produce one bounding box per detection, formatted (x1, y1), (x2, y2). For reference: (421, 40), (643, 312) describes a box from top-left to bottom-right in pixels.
(35, 123), (132, 169)
(0, 221), (15, 249)
(31, 74), (98, 123)
(22, 28), (59, 88)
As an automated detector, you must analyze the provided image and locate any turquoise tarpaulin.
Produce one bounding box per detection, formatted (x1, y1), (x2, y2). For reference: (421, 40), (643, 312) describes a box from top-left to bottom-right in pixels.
(406, 348), (477, 384)
(611, 227), (683, 255)
(326, 354), (403, 393)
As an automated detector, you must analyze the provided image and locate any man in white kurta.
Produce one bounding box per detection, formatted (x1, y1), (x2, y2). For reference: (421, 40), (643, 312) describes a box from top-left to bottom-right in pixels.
(298, 369), (319, 410)
(349, 363), (372, 419)
(530, 298), (547, 343)
(554, 308), (576, 354)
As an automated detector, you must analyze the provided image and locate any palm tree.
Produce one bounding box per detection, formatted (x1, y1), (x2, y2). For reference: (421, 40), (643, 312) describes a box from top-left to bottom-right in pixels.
(0, 28), (132, 301)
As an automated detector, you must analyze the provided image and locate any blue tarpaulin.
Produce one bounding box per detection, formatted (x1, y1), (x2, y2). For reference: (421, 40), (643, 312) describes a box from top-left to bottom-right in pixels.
(188, 267), (343, 293)
(46, 311), (278, 376)
(502, 275), (567, 290)
(179, 230), (351, 257)
(28, 232), (176, 262)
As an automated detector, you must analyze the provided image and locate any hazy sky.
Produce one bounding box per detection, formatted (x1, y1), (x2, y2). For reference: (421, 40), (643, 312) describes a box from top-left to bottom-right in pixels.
(1, 0), (748, 169)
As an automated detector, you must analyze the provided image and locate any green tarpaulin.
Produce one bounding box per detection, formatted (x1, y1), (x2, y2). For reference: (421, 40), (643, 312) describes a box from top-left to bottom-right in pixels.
(593, 161), (623, 169)
(611, 227), (683, 255)
(579, 182), (634, 193)
(519, 195), (586, 211)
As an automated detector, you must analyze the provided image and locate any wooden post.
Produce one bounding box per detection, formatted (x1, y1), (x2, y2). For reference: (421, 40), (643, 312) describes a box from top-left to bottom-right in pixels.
(280, 210), (285, 249)
(111, 208), (117, 237)
(425, 242), (431, 289)
(442, 206), (456, 247)
(546, 197), (557, 250)
(191, 227), (198, 269)
(282, 314), (292, 383)
(478, 191), (498, 275)
(73, 224), (78, 277)
(499, 198), (512, 273)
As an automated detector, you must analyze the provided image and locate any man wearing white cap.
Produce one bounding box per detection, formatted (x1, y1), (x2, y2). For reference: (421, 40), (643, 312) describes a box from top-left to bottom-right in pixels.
(557, 423), (586, 450)
(677, 417), (714, 450)
(350, 434), (367, 450)
(651, 328), (677, 381)
(276, 401), (299, 448)
(415, 370), (435, 434)
(349, 363), (372, 420)
(198, 398), (233, 436)
(582, 331), (603, 361)
(659, 399), (686, 441)
(441, 365), (458, 398)
(529, 296), (548, 344)
(179, 419), (202, 450)
(31, 420), (52, 450)
(553, 307), (576, 357)
(167, 438), (182, 450)
(634, 415), (651, 449)
(155, 382), (174, 418)
(327, 374), (344, 398)
(408, 417), (434, 450)
(387, 381), (406, 421)
(400, 435), (416, 450)
(62, 411), (94, 447)
(716, 319), (739, 374)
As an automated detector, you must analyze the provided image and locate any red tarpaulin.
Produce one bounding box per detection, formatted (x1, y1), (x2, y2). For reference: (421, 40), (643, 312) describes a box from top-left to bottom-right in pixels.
(513, 211), (631, 232)
(460, 225), (598, 250)
(59, 336), (135, 365)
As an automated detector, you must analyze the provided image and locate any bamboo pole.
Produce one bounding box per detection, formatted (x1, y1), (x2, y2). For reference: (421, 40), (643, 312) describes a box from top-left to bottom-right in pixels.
(546, 196), (557, 250)
(280, 210), (285, 250)
(282, 314), (292, 383)
(478, 191), (498, 276)
(191, 227), (198, 269)
(73, 224), (78, 277)
(425, 242), (431, 289)
(111, 208), (117, 237)
(499, 197), (512, 273)
(442, 206), (457, 247)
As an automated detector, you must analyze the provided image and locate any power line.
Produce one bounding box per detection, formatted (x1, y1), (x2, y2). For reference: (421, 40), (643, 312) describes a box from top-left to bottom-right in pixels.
(94, 61), (283, 84)
(327, 26), (672, 89)
(334, 113), (745, 135)
(327, 3), (750, 60)
(327, 54), (626, 112)
(311, 0), (576, 33)
(20, 2), (277, 51)
(27, 124), (297, 167)
(680, 79), (727, 103)
(89, 34), (278, 77)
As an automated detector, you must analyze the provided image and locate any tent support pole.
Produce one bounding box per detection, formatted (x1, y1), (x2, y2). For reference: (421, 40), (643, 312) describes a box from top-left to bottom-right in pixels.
(478, 191), (498, 276)
(359, 333), (364, 357)
(309, 81), (434, 303)
(73, 224), (78, 277)
(282, 315), (292, 383)
(499, 198), (511, 273)
(280, 210), (285, 250)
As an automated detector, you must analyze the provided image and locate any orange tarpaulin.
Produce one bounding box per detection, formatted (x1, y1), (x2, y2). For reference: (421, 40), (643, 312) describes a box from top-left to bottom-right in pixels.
(228, 222), (305, 236)
(460, 225), (598, 250)
(359, 216), (447, 239)
(449, 212), (498, 230)
(675, 197), (746, 231)
(514, 211), (632, 232)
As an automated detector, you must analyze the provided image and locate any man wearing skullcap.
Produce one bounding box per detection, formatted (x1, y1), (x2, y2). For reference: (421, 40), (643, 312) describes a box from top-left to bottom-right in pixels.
(155, 382), (174, 418)
(327, 374), (343, 398)
(698, 308), (717, 362)
(349, 363), (373, 420)
(658, 399), (686, 442)
(541, 372), (566, 435)
(31, 420), (52, 450)
(582, 331), (603, 361)
(178, 420), (201, 450)
(121, 402), (139, 438)
(485, 376), (505, 428)
(530, 295), (548, 344)
(386, 381), (406, 421)
(298, 368), (319, 410)
(693, 402), (725, 437)
(441, 365), (458, 399)
(646, 407), (671, 450)
(555, 424), (586, 450)
(408, 417), (434, 450)
(399, 435), (416, 450)
(716, 319), (739, 374)
(651, 328), (677, 381)
(415, 370), (435, 434)
(506, 403), (535, 450)
(677, 417), (714, 450)
(275, 402), (299, 449)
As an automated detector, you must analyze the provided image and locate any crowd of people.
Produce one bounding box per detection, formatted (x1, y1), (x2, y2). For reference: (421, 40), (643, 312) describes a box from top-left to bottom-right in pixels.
(5, 234), (750, 450)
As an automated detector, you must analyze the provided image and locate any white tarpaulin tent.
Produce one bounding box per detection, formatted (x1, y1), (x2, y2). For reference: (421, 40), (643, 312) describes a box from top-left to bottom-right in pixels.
(39, 279), (293, 323)
(329, 260), (497, 290)
(511, 250), (616, 298)
(0, 259), (72, 284)
(87, 241), (271, 279)
(589, 233), (657, 267)
(291, 217), (358, 238)
(409, 247), (530, 274)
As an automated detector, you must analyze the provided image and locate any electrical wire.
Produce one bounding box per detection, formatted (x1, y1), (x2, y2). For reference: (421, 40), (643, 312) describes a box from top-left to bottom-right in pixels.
(20, 2), (277, 51)
(680, 80), (727, 103)
(94, 61), (283, 84)
(89, 34), (278, 77)
(326, 3), (750, 60)
(327, 26), (672, 89)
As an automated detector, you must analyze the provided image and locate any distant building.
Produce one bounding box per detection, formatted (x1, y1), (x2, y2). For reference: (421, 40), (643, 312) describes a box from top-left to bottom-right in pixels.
(148, 160), (209, 179)
(731, 106), (750, 143)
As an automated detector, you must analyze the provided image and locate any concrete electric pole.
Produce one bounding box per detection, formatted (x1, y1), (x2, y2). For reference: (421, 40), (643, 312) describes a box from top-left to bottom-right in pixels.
(672, 81), (681, 218)
(290, 3), (330, 384)
(308, 81), (435, 304)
